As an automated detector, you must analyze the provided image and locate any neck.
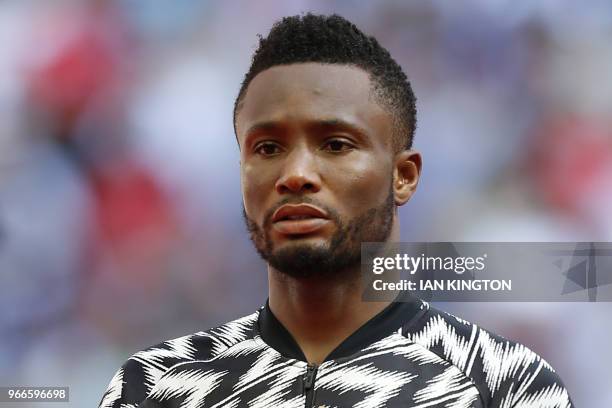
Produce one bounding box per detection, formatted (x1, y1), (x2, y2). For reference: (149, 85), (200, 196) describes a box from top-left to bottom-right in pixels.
(268, 266), (390, 365)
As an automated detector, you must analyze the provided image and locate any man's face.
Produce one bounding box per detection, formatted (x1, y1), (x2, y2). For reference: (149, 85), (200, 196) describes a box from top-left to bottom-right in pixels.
(236, 63), (396, 279)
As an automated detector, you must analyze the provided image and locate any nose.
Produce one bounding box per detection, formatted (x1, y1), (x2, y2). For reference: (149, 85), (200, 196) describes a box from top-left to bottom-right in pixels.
(275, 146), (321, 195)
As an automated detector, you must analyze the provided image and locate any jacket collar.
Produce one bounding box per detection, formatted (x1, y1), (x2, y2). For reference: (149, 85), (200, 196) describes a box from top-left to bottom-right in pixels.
(257, 293), (425, 362)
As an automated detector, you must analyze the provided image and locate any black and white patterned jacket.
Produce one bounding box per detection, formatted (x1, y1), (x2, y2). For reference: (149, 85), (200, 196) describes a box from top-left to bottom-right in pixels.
(98, 297), (573, 407)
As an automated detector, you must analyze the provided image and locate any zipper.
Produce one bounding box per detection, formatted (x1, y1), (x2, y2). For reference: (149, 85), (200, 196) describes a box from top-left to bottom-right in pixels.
(303, 363), (318, 407)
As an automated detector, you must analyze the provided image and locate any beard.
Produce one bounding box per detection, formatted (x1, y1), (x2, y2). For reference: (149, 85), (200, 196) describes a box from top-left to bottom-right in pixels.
(242, 186), (395, 280)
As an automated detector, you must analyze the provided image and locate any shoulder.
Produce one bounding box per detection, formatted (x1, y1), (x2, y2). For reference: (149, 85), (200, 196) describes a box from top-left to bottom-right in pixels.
(401, 302), (574, 407)
(97, 311), (260, 408)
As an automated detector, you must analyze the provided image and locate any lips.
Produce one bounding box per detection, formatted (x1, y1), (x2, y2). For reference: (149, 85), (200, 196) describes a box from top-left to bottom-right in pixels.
(271, 204), (330, 235)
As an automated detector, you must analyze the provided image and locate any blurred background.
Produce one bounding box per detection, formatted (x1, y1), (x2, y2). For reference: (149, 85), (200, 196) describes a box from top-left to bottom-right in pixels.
(0, 0), (611, 406)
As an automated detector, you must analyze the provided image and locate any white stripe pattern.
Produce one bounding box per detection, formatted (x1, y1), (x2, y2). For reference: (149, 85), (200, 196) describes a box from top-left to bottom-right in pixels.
(97, 304), (573, 407)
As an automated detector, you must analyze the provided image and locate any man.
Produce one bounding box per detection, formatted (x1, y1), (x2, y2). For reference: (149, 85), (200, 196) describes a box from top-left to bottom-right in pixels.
(99, 14), (573, 407)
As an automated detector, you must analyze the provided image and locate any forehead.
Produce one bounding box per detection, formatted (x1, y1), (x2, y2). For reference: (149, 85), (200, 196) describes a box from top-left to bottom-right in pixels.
(235, 63), (392, 143)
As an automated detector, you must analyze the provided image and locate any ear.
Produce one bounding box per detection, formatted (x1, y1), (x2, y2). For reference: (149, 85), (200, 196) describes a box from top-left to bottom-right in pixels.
(393, 150), (422, 206)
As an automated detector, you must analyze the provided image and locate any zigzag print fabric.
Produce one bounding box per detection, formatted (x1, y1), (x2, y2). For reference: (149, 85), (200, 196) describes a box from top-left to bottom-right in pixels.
(98, 300), (573, 408)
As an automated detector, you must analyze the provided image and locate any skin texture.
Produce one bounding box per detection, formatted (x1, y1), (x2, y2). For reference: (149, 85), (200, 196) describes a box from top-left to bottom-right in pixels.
(235, 63), (421, 364)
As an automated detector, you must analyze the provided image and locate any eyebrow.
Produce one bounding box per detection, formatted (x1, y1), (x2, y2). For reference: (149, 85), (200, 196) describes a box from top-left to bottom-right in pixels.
(244, 121), (282, 139)
(244, 118), (369, 140)
(309, 119), (369, 140)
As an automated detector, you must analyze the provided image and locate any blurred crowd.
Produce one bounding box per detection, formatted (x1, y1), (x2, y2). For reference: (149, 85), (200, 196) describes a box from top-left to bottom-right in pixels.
(0, 1), (611, 406)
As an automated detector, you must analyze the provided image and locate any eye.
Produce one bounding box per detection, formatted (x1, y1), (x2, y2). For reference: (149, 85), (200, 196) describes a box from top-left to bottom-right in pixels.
(254, 142), (282, 156)
(323, 138), (354, 153)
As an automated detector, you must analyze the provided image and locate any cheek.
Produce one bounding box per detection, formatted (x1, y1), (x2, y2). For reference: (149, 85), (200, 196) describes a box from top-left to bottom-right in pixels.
(323, 153), (391, 214)
(241, 162), (275, 220)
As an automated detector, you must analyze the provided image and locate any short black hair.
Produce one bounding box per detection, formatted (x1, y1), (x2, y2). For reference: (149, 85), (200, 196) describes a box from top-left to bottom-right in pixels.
(233, 13), (417, 152)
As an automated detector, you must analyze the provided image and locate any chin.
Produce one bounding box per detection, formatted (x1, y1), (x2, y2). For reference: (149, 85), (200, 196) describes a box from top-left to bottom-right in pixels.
(272, 239), (329, 255)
